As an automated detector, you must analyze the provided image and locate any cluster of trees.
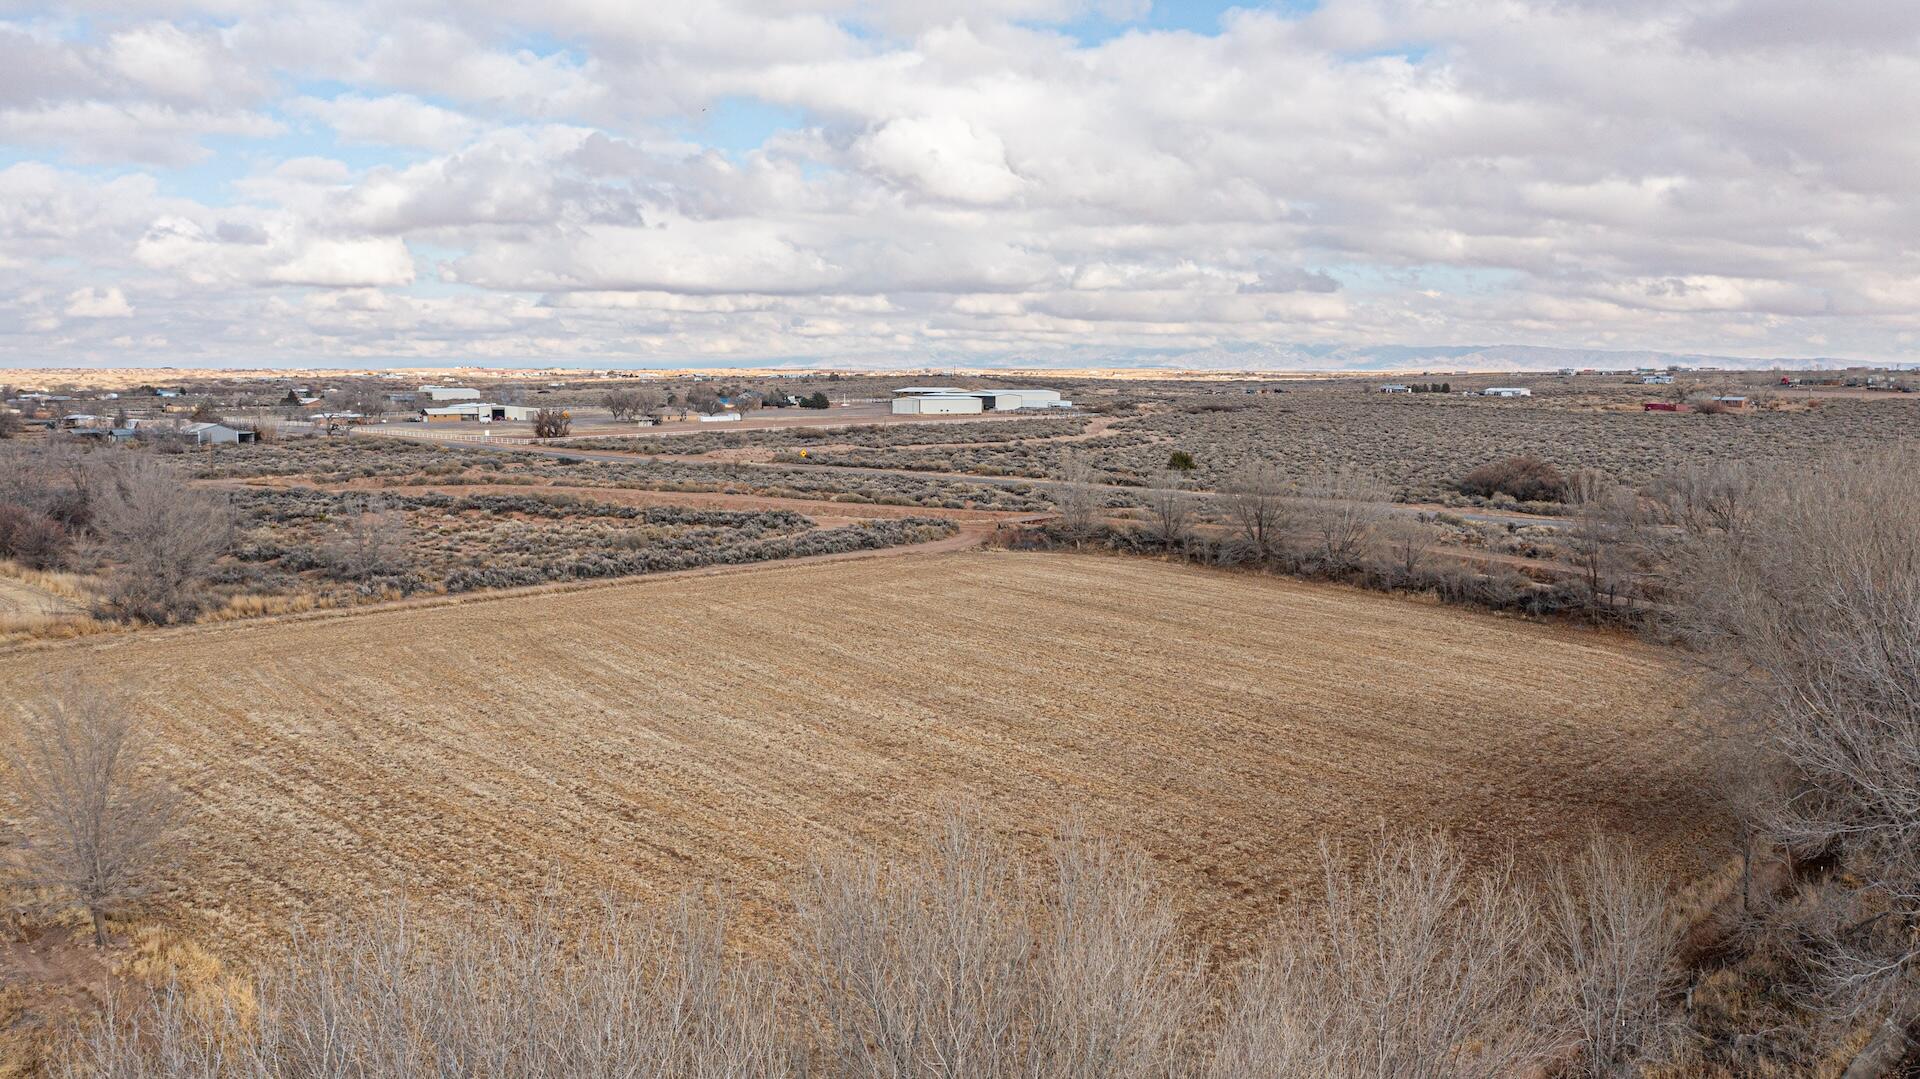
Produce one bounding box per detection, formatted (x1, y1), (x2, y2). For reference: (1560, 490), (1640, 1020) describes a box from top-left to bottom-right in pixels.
(1052, 446), (1920, 1070)
(530, 408), (572, 438)
(0, 444), (235, 623)
(1054, 453), (1419, 581)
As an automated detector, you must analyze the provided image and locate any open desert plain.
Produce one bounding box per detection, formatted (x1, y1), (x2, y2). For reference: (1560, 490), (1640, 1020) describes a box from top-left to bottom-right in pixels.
(9, 0), (1920, 1072)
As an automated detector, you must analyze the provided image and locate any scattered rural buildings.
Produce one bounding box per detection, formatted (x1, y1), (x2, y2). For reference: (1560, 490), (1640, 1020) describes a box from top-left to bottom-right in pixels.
(1640, 374), (1673, 385)
(1483, 387), (1534, 398)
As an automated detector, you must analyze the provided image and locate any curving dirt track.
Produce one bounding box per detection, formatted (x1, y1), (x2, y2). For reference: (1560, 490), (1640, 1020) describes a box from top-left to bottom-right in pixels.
(0, 551), (1724, 959)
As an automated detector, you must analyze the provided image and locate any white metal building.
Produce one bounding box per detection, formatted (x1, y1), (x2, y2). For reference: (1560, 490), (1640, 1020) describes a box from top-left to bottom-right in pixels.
(1484, 387), (1534, 398)
(986, 388), (1067, 409)
(423, 402), (494, 422)
(422, 385), (481, 401)
(890, 386), (1072, 412)
(892, 393), (985, 415)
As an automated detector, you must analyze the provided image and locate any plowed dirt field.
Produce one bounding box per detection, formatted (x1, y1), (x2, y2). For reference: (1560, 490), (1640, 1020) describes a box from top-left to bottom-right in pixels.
(0, 550), (1723, 957)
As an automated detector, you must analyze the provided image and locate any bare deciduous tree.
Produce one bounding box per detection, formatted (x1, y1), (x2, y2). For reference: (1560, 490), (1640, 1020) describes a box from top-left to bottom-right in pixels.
(531, 408), (572, 438)
(1379, 516), (1442, 581)
(1220, 463), (1290, 560)
(5, 690), (184, 946)
(1053, 451), (1102, 541)
(604, 388), (645, 422)
(1295, 466), (1392, 570)
(92, 455), (234, 624)
(1678, 447), (1920, 1044)
(1142, 469), (1195, 552)
(1564, 470), (1649, 615)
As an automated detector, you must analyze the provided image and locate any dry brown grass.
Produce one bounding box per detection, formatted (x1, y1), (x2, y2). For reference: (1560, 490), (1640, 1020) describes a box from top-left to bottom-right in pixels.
(0, 550), (1727, 963)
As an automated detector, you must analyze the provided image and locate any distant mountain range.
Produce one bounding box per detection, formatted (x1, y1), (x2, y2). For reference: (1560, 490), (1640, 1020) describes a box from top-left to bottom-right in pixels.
(991, 343), (1898, 373)
(798, 342), (1909, 374)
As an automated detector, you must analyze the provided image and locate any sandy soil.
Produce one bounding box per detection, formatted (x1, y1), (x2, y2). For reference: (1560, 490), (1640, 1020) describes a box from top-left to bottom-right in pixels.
(0, 551), (1724, 963)
(0, 574), (80, 618)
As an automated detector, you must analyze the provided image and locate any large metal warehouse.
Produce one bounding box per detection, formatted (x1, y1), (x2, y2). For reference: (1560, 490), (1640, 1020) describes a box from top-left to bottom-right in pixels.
(985, 388), (1067, 409)
(891, 393), (985, 415)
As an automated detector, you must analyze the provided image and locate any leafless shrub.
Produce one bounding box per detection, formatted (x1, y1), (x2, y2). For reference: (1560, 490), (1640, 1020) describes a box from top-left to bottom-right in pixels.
(0, 441), (103, 536)
(322, 497), (411, 580)
(0, 502), (71, 568)
(1220, 462), (1290, 559)
(531, 408), (572, 438)
(1459, 455), (1569, 502)
(1648, 460), (1762, 549)
(3, 688), (185, 946)
(1546, 837), (1680, 1077)
(66, 900), (791, 1077)
(1210, 832), (1569, 1078)
(1033, 826), (1206, 1077)
(67, 817), (1688, 1078)
(793, 818), (1034, 1077)
(92, 456), (234, 624)
(792, 817), (1202, 1079)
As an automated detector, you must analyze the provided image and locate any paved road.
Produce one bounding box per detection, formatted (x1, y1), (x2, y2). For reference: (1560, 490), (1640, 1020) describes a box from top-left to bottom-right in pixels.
(351, 427), (1564, 531)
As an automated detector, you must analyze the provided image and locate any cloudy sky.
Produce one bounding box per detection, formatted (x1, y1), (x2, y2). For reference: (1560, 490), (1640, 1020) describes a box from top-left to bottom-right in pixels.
(2, 1), (1917, 369)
